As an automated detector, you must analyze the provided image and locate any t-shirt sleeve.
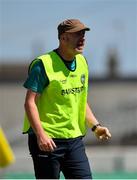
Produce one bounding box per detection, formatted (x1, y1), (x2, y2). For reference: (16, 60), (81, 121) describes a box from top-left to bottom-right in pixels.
(23, 59), (49, 93)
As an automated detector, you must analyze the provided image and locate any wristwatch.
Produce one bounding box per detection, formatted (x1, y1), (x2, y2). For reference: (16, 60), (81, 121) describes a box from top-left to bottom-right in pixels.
(91, 123), (101, 132)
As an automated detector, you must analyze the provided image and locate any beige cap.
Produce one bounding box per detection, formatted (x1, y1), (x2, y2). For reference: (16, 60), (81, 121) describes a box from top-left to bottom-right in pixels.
(57, 19), (90, 37)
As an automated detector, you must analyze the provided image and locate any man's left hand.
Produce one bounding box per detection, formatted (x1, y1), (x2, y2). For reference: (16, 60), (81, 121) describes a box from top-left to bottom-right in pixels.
(94, 126), (111, 140)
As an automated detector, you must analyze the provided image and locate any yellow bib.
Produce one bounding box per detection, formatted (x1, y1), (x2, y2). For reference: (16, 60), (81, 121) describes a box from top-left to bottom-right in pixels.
(23, 51), (88, 138)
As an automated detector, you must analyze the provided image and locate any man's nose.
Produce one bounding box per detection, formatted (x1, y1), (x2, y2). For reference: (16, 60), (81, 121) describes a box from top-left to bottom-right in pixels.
(80, 34), (85, 41)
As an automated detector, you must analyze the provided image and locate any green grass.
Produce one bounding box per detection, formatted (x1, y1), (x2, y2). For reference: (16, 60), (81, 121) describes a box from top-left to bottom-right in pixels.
(2, 171), (137, 179)
(93, 171), (137, 179)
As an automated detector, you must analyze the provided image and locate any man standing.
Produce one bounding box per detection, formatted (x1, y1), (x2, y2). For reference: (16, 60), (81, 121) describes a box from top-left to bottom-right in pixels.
(23, 19), (111, 179)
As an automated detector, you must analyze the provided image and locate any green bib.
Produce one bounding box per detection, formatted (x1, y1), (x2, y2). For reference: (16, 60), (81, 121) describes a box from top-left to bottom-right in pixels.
(23, 51), (88, 138)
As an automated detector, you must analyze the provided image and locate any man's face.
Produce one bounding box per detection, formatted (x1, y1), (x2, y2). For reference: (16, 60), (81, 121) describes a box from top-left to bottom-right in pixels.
(64, 30), (86, 54)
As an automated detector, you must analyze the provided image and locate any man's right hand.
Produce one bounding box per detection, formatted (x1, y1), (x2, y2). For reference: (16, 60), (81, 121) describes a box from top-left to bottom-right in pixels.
(37, 132), (57, 152)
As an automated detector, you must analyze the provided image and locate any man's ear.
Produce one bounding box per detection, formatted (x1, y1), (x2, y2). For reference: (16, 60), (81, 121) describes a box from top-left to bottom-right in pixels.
(60, 34), (66, 41)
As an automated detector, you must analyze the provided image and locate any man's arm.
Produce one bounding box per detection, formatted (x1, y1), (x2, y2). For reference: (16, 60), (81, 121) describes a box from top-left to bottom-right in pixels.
(86, 103), (111, 140)
(24, 89), (56, 151)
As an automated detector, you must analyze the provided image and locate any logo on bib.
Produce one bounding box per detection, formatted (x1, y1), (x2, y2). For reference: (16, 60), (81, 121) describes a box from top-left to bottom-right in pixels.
(60, 79), (67, 84)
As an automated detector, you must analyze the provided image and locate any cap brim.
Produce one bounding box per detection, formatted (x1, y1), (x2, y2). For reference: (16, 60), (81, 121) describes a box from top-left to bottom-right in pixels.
(66, 27), (90, 33)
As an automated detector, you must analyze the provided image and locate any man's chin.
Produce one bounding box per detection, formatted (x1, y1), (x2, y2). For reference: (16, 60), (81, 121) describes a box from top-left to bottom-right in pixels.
(75, 47), (84, 54)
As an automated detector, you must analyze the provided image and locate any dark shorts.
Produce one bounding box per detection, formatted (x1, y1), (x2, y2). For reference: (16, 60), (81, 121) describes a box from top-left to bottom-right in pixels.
(28, 134), (92, 179)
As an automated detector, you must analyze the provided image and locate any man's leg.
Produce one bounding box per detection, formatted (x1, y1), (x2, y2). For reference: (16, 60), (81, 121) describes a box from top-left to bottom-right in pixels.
(28, 134), (60, 179)
(61, 137), (92, 179)
(31, 153), (60, 179)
